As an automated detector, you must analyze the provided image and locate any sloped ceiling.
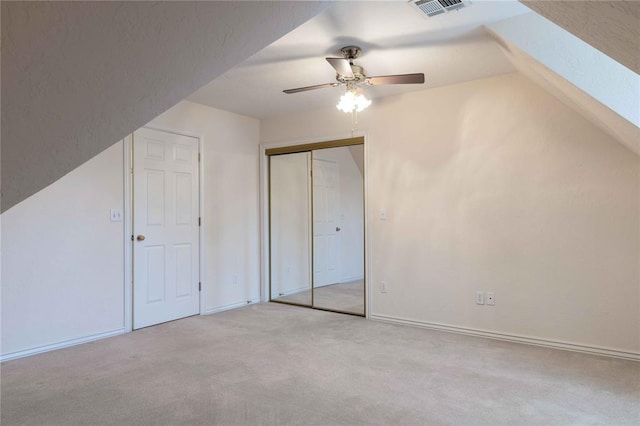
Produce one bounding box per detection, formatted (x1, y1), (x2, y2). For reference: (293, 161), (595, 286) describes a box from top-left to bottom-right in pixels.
(487, 27), (640, 156)
(2, 1), (637, 214)
(1, 1), (328, 212)
(188, 0), (638, 158)
(521, 1), (640, 74)
(188, 1), (530, 119)
(486, 10), (639, 155)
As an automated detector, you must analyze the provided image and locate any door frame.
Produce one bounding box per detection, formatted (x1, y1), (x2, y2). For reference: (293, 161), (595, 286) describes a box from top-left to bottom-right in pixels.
(260, 132), (370, 318)
(123, 126), (205, 332)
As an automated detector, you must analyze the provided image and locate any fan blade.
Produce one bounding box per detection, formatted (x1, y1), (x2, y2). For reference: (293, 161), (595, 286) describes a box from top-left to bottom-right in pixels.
(366, 73), (425, 85)
(283, 82), (340, 94)
(326, 57), (354, 78)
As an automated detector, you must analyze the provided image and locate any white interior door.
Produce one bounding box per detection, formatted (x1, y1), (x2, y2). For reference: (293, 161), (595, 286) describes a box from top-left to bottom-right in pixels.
(313, 158), (340, 287)
(133, 128), (200, 329)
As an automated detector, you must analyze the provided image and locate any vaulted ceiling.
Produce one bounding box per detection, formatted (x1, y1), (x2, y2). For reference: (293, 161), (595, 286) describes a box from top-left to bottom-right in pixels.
(1, 1), (328, 212)
(521, 0), (640, 74)
(2, 1), (638, 213)
(188, 1), (530, 119)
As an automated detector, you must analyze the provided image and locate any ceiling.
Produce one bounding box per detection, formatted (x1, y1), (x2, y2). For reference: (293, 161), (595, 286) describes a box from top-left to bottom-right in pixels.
(188, 0), (530, 120)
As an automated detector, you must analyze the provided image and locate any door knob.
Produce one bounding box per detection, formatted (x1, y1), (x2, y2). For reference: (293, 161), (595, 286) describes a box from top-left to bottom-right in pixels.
(136, 235), (146, 241)
(336, 227), (341, 232)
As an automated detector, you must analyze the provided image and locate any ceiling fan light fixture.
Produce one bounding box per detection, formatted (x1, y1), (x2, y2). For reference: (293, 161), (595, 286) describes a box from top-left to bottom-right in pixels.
(282, 46), (424, 115)
(336, 87), (371, 113)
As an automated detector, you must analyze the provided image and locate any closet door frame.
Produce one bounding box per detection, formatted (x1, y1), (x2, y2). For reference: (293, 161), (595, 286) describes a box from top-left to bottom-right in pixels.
(265, 136), (367, 317)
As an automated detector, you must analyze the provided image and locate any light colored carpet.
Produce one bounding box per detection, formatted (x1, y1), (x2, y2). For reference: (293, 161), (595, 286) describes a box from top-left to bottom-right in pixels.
(274, 280), (364, 314)
(2, 303), (639, 425)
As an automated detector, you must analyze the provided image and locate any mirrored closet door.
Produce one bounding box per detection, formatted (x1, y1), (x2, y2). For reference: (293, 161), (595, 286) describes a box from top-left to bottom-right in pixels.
(268, 138), (365, 316)
(269, 152), (312, 307)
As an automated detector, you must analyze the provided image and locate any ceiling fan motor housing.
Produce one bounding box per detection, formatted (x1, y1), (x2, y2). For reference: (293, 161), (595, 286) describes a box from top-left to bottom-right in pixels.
(337, 64), (366, 84)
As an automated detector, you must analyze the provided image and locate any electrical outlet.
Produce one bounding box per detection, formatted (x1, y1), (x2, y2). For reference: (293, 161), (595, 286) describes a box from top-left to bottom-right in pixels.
(380, 281), (388, 293)
(486, 292), (495, 306)
(475, 291), (484, 305)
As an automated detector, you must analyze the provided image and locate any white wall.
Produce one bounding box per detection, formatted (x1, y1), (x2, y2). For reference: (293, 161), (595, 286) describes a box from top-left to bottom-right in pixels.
(261, 73), (640, 357)
(1, 100), (261, 359)
(146, 101), (261, 313)
(1, 143), (126, 357)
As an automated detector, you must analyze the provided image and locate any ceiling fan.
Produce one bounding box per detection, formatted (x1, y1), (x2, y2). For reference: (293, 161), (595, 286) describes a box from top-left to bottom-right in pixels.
(283, 45), (425, 95)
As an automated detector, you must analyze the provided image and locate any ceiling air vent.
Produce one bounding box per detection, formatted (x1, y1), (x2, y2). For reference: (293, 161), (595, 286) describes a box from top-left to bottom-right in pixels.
(409, 0), (471, 18)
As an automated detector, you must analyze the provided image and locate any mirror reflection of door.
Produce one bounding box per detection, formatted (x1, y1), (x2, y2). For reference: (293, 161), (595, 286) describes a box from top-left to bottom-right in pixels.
(268, 139), (365, 316)
(269, 152), (312, 306)
(312, 146), (364, 315)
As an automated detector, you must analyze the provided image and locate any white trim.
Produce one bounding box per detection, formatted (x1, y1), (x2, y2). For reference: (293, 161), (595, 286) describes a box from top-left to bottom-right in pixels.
(204, 298), (261, 315)
(274, 285), (311, 297)
(259, 144), (268, 302)
(199, 137), (206, 315)
(306, 152), (313, 304)
(371, 314), (640, 362)
(362, 134), (370, 318)
(259, 131), (370, 314)
(339, 275), (365, 283)
(123, 136), (133, 332)
(129, 125), (206, 326)
(0, 329), (126, 362)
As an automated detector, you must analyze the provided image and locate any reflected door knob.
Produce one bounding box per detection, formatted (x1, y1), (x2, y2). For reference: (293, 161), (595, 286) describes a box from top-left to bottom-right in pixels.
(136, 235), (146, 241)
(336, 227), (341, 232)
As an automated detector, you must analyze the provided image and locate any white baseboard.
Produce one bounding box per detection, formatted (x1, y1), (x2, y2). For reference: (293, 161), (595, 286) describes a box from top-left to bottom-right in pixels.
(340, 275), (365, 283)
(316, 277), (365, 289)
(0, 328), (126, 363)
(272, 286), (310, 297)
(371, 314), (639, 362)
(204, 298), (261, 315)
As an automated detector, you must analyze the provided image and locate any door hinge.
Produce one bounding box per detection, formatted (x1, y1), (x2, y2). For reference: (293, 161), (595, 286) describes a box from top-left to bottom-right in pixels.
(199, 282), (202, 291)
(131, 234), (134, 241)
(198, 153), (201, 162)
(198, 217), (201, 226)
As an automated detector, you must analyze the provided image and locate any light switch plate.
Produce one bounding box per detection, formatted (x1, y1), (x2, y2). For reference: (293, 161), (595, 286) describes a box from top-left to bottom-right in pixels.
(110, 209), (123, 222)
(379, 209), (387, 220)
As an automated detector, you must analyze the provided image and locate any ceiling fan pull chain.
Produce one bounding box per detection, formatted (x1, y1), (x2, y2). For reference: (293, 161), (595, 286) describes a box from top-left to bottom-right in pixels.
(351, 109), (359, 136)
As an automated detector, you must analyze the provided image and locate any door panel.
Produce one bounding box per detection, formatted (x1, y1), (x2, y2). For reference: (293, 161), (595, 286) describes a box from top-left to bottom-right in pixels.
(145, 170), (165, 225)
(175, 243), (193, 298)
(269, 153), (312, 306)
(175, 173), (193, 225)
(145, 245), (166, 303)
(133, 128), (199, 329)
(313, 158), (340, 287)
(312, 146), (364, 315)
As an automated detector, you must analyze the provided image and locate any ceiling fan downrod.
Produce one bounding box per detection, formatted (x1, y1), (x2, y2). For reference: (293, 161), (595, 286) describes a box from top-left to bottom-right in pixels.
(341, 45), (362, 64)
